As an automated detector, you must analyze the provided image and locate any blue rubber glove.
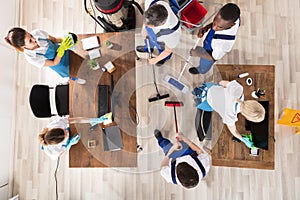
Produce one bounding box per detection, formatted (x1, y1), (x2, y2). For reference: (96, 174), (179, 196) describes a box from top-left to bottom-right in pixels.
(89, 112), (113, 126)
(241, 134), (255, 149)
(63, 134), (80, 150)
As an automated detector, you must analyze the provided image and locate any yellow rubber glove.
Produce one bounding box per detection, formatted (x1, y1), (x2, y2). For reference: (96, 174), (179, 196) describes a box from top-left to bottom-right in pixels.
(56, 35), (73, 57)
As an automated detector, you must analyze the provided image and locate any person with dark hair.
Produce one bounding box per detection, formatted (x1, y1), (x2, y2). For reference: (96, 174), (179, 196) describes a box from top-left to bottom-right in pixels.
(155, 130), (211, 188)
(39, 113), (112, 160)
(189, 3), (240, 74)
(136, 0), (181, 66)
(5, 27), (76, 78)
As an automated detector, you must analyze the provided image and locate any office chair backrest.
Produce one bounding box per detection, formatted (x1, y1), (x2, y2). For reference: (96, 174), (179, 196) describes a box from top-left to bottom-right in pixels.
(55, 84), (69, 116)
(29, 85), (53, 118)
(29, 84), (69, 118)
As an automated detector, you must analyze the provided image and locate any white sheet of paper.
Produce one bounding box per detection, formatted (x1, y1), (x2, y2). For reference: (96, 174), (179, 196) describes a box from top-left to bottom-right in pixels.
(88, 49), (101, 59)
(81, 36), (100, 50)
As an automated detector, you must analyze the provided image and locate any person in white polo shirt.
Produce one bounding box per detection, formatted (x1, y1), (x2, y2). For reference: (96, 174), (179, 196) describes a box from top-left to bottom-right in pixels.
(189, 3), (240, 74)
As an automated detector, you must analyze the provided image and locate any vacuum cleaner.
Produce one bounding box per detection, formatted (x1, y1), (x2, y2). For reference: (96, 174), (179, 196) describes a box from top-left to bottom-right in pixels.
(84, 0), (143, 32)
(146, 39), (170, 102)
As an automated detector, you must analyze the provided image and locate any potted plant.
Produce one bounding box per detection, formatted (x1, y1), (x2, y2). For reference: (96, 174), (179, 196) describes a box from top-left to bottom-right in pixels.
(251, 87), (266, 99)
(88, 59), (100, 70)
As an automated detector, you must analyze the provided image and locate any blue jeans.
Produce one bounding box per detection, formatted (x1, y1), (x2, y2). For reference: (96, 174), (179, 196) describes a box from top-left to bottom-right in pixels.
(157, 137), (194, 159)
(197, 48), (215, 74)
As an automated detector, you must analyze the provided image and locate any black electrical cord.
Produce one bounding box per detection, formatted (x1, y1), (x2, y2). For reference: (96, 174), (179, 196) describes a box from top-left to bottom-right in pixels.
(0, 183), (8, 189)
(54, 156), (60, 200)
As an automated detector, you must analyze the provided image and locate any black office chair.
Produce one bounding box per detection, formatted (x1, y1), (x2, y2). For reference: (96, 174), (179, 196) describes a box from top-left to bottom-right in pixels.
(29, 84), (69, 118)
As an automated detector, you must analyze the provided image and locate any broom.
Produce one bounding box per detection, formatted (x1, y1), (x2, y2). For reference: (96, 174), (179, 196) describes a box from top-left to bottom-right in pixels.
(165, 101), (184, 148)
(146, 39), (169, 102)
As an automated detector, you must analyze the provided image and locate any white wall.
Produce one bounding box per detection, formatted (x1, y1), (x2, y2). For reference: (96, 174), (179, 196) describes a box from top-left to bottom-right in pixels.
(0, 0), (17, 199)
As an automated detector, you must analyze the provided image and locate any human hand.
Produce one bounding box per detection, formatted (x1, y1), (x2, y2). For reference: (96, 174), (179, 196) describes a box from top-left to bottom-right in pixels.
(64, 134), (80, 150)
(171, 142), (182, 151)
(175, 133), (185, 141)
(197, 28), (206, 38)
(56, 35), (73, 57)
(148, 57), (158, 65)
(241, 134), (255, 149)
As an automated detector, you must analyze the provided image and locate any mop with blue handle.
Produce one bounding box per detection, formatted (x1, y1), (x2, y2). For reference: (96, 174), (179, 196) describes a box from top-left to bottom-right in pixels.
(164, 37), (201, 93)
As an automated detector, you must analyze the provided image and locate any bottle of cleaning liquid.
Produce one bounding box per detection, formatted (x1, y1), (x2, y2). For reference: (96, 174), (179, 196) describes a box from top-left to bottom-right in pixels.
(70, 77), (86, 85)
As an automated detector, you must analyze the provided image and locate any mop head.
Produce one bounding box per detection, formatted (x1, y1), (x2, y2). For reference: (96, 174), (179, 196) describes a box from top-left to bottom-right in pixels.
(164, 75), (189, 93)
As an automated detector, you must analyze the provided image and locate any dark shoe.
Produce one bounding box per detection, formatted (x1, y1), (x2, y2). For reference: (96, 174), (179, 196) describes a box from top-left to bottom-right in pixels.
(136, 46), (152, 59)
(136, 45), (153, 53)
(232, 136), (241, 142)
(155, 59), (166, 67)
(154, 129), (163, 139)
(189, 67), (200, 74)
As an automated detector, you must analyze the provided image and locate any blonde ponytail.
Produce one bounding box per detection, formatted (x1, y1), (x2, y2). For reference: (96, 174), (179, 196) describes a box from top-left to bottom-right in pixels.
(240, 100), (265, 122)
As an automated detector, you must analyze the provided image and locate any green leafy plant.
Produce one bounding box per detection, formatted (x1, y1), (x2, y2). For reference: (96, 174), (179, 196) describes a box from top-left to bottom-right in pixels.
(88, 59), (99, 70)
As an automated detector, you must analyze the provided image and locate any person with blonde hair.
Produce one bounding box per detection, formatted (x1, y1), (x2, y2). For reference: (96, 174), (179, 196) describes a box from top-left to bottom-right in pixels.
(39, 113), (112, 160)
(194, 80), (265, 148)
(5, 27), (76, 77)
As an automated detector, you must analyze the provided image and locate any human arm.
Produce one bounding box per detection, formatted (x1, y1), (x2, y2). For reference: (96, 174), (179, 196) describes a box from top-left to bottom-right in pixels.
(227, 124), (254, 148)
(176, 133), (203, 155)
(48, 35), (62, 44)
(197, 23), (213, 38)
(160, 143), (181, 170)
(148, 45), (173, 64)
(190, 46), (215, 60)
(226, 124), (243, 140)
(43, 35), (73, 67)
(43, 56), (62, 67)
(219, 80), (230, 87)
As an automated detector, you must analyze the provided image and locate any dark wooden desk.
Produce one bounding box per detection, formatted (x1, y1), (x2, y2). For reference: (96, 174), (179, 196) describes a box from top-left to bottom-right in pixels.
(69, 32), (137, 167)
(211, 64), (275, 170)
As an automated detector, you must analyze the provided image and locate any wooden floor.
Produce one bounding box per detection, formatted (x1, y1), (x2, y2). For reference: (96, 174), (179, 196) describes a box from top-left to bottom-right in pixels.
(9, 0), (300, 199)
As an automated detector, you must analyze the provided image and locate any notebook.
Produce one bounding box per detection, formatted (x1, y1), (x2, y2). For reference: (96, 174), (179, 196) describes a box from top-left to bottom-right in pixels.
(102, 125), (123, 151)
(81, 36), (100, 50)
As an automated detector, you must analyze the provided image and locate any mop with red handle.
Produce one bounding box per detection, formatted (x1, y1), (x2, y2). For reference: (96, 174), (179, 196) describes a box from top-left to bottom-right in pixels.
(165, 101), (184, 149)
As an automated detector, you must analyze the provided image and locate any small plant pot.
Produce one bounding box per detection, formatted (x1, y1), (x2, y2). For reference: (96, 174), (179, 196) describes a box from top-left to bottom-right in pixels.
(88, 59), (100, 70)
(91, 64), (100, 70)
